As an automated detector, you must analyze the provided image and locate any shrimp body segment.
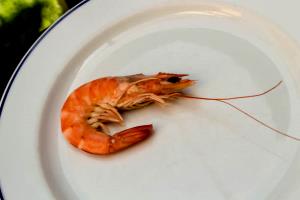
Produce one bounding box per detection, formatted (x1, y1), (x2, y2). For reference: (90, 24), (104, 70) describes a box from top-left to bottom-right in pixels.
(61, 73), (195, 155)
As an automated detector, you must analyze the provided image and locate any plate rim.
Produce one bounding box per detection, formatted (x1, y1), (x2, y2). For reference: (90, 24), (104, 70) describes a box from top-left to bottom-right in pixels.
(0, 0), (91, 199)
(0, 0), (90, 118)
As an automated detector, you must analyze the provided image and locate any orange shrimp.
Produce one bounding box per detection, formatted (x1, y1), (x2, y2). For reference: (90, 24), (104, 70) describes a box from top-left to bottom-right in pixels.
(61, 73), (194, 154)
(61, 72), (300, 155)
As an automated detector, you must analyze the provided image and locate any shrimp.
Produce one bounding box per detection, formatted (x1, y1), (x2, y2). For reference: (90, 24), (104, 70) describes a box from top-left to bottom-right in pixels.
(61, 72), (300, 155)
(61, 73), (194, 154)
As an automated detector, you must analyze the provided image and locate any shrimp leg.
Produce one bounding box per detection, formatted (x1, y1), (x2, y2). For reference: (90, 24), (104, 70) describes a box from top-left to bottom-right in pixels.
(117, 93), (166, 110)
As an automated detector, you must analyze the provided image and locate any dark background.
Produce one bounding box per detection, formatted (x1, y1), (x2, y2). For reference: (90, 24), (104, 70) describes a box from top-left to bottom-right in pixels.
(0, 0), (82, 97)
(0, 1), (82, 199)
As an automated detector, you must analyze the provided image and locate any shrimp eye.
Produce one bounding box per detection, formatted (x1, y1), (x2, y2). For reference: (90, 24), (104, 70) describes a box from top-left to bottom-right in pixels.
(166, 76), (181, 83)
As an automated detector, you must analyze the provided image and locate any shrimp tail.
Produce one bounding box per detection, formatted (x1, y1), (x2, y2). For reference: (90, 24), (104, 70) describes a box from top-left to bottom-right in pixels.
(109, 124), (153, 153)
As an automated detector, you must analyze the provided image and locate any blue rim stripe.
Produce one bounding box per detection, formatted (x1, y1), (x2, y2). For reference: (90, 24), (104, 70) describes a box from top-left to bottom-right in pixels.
(0, 186), (3, 200)
(0, 0), (90, 199)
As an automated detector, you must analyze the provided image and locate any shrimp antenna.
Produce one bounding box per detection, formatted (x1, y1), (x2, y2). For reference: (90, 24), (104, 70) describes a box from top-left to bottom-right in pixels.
(181, 80), (282, 101)
(180, 81), (300, 141)
(216, 100), (300, 141)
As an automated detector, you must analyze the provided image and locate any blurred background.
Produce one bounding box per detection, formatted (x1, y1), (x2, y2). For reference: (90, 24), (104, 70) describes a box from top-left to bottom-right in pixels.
(0, 0), (82, 96)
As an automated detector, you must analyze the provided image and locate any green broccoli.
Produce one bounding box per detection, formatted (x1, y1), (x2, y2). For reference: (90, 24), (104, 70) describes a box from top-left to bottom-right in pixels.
(0, 0), (67, 30)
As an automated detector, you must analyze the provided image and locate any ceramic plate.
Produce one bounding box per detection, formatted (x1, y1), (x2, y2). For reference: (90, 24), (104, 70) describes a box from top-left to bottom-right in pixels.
(1, 0), (300, 199)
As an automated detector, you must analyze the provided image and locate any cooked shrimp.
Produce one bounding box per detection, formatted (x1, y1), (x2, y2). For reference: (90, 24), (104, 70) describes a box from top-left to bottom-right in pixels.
(61, 72), (300, 155)
(61, 73), (194, 154)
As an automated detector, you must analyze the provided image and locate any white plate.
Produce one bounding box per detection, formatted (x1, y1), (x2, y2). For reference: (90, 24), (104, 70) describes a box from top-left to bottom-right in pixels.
(1, 0), (300, 199)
